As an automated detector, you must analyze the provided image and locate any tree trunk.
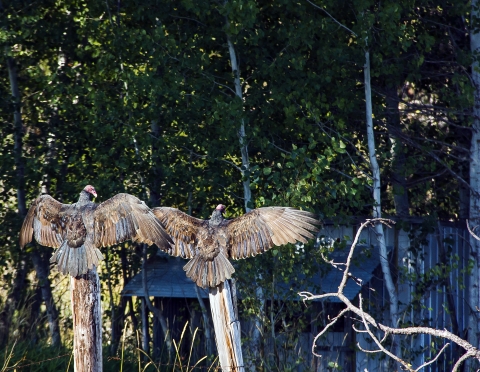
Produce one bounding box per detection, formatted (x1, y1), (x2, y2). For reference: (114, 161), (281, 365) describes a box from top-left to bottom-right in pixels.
(28, 284), (43, 345)
(35, 108), (62, 347)
(225, 33), (252, 212)
(7, 48), (61, 348)
(31, 248), (61, 347)
(121, 246), (138, 332)
(468, 3), (480, 366)
(364, 49), (401, 362)
(435, 222), (461, 359)
(71, 268), (103, 372)
(0, 46), (60, 349)
(7, 53), (26, 218)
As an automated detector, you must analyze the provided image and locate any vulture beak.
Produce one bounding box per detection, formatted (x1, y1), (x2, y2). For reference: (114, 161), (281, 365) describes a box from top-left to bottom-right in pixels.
(85, 185), (97, 198)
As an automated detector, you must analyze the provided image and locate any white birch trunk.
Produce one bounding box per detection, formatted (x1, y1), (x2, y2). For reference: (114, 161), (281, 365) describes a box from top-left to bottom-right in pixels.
(225, 34), (252, 211)
(364, 50), (401, 360)
(468, 3), (480, 365)
(70, 268), (102, 372)
(225, 22), (263, 369)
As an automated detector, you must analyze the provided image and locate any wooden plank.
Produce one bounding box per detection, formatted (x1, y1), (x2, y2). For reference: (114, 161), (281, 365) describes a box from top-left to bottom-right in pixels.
(209, 280), (244, 371)
(70, 268), (102, 372)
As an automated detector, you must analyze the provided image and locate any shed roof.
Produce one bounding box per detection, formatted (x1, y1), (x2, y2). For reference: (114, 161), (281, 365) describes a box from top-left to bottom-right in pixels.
(319, 244), (386, 303)
(122, 245), (388, 303)
(121, 254), (209, 299)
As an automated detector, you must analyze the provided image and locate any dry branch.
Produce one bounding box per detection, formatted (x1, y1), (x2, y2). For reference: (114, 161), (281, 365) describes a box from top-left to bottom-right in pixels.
(299, 218), (480, 371)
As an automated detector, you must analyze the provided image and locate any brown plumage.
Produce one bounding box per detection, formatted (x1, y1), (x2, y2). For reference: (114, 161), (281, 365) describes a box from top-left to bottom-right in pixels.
(153, 204), (320, 288)
(20, 185), (173, 277)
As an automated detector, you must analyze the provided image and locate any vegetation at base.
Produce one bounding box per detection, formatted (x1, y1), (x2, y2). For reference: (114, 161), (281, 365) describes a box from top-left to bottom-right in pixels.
(0, 342), (135, 372)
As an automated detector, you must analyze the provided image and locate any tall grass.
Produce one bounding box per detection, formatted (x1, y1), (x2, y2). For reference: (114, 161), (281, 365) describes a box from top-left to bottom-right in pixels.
(1, 340), (18, 372)
(0, 319), (217, 371)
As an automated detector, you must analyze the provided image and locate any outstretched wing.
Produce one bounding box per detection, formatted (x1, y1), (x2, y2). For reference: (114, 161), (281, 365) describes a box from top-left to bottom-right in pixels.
(152, 207), (205, 258)
(93, 193), (173, 251)
(226, 207), (320, 259)
(19, 195), (68, 248)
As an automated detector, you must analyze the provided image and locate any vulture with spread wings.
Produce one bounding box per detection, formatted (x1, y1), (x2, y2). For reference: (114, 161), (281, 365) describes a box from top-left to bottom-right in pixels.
(153, 204), (320, 288)
(20, 185), (173, 277)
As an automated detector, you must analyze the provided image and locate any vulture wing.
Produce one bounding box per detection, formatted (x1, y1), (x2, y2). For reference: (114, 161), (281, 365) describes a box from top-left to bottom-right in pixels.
(93, 193), (173, 250)
(152, 207), (205, 258)
(19, 195), (68, 249)
(226, 207), (320, 259)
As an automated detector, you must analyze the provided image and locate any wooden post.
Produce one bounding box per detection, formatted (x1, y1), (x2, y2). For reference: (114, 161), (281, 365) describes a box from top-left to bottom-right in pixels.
(70, 268), (102, 372)
(209, 280), (244, 372)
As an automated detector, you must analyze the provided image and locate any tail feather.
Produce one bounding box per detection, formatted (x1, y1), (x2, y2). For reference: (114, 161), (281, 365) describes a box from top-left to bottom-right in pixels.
(50, 241), (104, 277)
(184, 252), (235, 288)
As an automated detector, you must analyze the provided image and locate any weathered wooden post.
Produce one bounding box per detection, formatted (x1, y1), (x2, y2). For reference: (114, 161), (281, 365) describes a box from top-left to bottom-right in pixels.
(70, 268), (102, 372)
(209, 280), (244, 372)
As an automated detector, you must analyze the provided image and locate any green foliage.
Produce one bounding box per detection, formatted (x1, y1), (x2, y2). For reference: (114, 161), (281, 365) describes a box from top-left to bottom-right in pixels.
(0, 0), (475, 367)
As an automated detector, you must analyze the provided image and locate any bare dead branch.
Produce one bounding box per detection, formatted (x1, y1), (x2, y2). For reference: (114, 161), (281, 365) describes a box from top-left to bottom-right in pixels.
(305, 0), (358, 37)
(300, 217), (480, 368)
(420, 343), (450, 371)
(311, 307), (350, 357)
(356, 344), (382, 354)
(452, 350), (477, 372)
(467, 219), (480, 241)
(358, 294), (414, 371)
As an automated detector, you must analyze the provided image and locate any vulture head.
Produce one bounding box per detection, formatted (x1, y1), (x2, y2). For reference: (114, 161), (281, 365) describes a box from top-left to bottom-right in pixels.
(83, 185), (97, 199)
(215, 204), (226, 214)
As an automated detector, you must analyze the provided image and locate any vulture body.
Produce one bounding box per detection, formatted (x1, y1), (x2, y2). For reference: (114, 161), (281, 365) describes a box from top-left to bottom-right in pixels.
(153, 205), (320, 288)
(20, 185), (173, 277)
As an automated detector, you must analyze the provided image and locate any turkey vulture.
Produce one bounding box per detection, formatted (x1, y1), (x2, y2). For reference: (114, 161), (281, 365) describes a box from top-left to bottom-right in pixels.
(153, 205), (320, 288)
(20, 185), (173, 277)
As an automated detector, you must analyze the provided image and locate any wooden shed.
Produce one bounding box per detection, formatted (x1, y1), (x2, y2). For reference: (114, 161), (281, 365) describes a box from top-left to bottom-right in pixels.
(121, 254), (212, 361)
(121, 220), (470, 371)
(121, 239), (388, 370)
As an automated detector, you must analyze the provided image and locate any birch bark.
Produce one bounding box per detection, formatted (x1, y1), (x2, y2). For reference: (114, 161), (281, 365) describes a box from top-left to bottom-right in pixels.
(364, 50), (401, 361)
(202, 24), (248, 372)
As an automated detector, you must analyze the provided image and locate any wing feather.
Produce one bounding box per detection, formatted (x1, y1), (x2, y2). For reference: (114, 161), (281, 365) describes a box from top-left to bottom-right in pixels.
(227, 207), (320, 260)
(152, 207), (205, 258)
(19, 195), (68, 248)
(93, 193), (173, 251)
